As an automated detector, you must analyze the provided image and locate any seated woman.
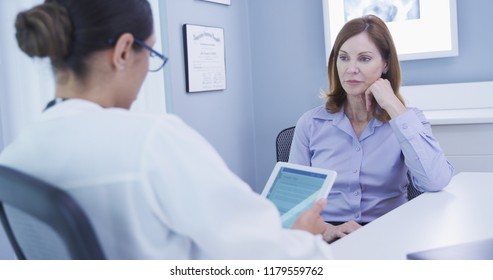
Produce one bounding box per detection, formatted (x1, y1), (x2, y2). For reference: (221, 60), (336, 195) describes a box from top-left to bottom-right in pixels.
(289, 15), (455, 243)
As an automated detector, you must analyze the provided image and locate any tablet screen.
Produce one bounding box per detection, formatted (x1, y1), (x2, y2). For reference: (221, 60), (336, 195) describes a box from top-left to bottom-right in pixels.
(265, 166), (330, 228)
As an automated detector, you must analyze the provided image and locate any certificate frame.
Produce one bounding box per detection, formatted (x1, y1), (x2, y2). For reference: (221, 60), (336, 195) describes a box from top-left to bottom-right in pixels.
(322, 0), (459, 61)
(183, 24), (227, 93)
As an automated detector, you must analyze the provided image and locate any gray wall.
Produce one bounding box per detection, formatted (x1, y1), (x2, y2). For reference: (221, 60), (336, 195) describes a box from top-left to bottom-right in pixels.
(162, 0), (493, 192)
(248, 0), (330, 191)
(162, 0), (257, 187)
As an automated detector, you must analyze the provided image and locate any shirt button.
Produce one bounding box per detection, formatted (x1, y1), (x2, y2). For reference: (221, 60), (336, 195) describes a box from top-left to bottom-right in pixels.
(402, 123), (408, 129)
(354, 191), (359, 196)
(353, 169), (358, 173)
(356, 146), (361, 152)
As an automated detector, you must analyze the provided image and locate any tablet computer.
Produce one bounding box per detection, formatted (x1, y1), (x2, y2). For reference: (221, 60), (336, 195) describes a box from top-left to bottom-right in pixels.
(261, 162), (337, 228)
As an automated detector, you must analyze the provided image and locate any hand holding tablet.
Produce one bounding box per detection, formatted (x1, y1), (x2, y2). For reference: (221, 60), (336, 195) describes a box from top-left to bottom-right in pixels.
(261, 162), (337, 228)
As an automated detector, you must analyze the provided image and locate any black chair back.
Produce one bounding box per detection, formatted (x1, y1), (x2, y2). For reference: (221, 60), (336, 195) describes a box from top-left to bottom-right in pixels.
(275, 126), (296, 162)
(0, 165), (105, 259)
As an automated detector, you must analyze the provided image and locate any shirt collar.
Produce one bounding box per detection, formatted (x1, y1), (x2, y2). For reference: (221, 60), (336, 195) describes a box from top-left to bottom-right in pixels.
(311, 105), (385, 129)
(312, 105), (345, 124)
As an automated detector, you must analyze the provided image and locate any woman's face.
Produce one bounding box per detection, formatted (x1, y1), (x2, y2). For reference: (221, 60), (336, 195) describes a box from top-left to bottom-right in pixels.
(336, 32), (387, 97)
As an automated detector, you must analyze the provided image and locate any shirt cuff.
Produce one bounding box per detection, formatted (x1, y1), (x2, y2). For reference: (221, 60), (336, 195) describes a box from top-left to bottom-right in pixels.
(389, 109), (425, 143)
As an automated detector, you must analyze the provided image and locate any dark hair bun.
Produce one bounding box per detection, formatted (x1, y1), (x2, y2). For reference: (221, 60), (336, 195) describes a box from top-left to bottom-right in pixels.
(15, 3), (72, 60)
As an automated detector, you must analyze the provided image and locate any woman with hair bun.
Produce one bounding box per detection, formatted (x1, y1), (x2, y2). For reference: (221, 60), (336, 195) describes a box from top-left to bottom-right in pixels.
(0, 0), (333, 259)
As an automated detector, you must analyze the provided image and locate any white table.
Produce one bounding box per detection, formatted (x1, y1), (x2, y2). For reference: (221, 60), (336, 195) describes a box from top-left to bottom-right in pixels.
(331, 172), (493, 259)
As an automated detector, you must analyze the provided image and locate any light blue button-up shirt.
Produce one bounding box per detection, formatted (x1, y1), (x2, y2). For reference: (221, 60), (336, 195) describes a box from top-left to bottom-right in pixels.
(289, 105), (455, 223)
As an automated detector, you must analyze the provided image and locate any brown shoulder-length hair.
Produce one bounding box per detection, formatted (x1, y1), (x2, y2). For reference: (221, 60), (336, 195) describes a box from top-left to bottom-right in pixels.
(325, 15), (404, 122)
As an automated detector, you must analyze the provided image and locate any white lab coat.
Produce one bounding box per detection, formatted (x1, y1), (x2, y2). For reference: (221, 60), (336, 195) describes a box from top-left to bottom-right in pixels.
(0, 99), (332, 259)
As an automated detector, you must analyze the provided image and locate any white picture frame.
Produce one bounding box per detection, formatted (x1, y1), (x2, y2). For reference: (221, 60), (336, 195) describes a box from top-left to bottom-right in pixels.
(200, 0), (231, 5)
(322, 0), (459, 61)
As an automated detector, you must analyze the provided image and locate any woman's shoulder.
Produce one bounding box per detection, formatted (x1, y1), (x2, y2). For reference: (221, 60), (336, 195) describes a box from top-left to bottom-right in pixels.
(111, 109), (184, 124)
(105, 109), (194, 137)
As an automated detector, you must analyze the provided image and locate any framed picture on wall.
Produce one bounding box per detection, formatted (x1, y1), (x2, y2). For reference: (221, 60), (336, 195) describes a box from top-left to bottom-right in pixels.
(199, 0), (231, 6)
(322, 0), (459, 61)
(183, 24), (227, 93)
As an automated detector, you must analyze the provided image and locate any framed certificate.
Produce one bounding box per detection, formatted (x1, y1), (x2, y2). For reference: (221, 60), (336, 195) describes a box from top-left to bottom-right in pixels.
(183, 24), (227, 93)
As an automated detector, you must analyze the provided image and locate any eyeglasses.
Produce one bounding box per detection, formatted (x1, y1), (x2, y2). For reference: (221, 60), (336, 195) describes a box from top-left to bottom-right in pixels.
(133, 38), (168, 72)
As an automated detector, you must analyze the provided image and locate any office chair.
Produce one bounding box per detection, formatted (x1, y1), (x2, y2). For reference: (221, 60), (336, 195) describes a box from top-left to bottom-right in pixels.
(0, 165), (105, 260)
(407, 173), (423, 200)
(276, 126), (296, 162)
(274, 126), (422, 200)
